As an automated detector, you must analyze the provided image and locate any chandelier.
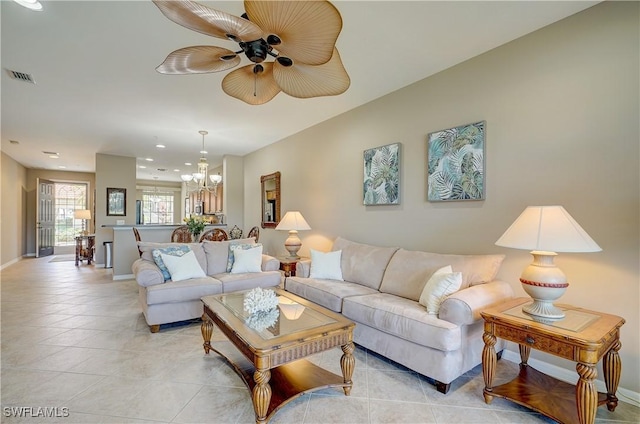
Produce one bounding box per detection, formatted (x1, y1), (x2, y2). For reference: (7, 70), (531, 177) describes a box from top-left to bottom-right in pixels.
(181, 130), (223, 195)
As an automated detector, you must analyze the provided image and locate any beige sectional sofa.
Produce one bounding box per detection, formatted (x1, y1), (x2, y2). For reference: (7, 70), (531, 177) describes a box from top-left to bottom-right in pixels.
(132, 238), (281, 332)
(284, 237), (514, 393)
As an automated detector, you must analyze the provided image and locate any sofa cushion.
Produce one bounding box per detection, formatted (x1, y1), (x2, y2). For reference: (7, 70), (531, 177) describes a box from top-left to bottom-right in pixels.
(145, 276), (222, 305)
(418, 266), (463, 315)
(342, 293), (461, 352)
(309, 249), (343, 280)
(285, 276), (379, 312)
(160, 249), (207, 282)
(203, 237), (256, 275)
(380, 249), (505, 297)
(332, 237), (399, 290)
(139, 242), (207, 273)
(229, 243), (262, 272)
(214, 271), (281, 293)
(152, 245), (191, 281)
(231, 245), (263, 273)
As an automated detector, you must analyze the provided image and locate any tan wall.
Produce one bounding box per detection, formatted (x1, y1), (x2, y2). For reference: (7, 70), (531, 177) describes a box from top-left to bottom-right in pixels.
(244, 2), (639, 392)
(95, 153), (137, 266)
(0, 152), (28, 268)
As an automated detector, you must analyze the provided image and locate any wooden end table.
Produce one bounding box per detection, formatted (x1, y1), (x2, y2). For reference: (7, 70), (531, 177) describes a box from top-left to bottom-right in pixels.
(201, 288), (355, 424)
(74, 234), (95, 266)
(481, 297), (625, 424)
(278, 256), (307, 277)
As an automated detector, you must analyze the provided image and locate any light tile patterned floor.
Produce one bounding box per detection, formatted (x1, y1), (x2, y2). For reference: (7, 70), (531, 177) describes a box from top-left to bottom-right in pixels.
(1, 257), (638, 423)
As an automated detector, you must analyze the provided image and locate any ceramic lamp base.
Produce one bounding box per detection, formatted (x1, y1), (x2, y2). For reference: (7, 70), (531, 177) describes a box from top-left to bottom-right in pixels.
(284, 230), (302, 258)
(520, 251), (568, 322)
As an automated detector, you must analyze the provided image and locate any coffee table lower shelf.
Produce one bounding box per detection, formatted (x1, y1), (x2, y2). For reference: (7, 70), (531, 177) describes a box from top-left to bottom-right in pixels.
(210, 345), (350, 421)
(485, 365), (609, 424)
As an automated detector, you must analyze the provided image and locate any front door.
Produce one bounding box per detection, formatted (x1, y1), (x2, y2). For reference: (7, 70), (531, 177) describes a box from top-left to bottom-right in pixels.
(36, 178), (55, 257)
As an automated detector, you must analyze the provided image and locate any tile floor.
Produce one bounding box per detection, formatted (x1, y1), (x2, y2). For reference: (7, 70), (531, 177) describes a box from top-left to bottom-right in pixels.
(1, 256), (638, 423)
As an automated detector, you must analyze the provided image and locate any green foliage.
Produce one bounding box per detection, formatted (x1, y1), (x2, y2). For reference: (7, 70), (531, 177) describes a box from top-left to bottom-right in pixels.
(364, 143), (400, 205)
(184, 216), (207, 236)
(428, 122), (484, 201)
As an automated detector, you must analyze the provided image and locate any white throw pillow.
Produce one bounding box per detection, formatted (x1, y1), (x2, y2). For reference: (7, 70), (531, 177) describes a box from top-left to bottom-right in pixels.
(419, 265), (462, 315)
(231, 245), (263, 273)
(309, 249), (343, 280)
(160, 249), (206, 282)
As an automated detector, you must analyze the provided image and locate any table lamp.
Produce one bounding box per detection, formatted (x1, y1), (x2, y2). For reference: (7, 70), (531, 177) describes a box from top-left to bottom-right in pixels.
(495, 205), (601, 322)
(275, 211), (311, 258)
(74, 209), (92, 235)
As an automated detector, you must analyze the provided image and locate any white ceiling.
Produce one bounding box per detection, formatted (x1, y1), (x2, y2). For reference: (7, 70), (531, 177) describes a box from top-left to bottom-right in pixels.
(1, 0), (598, 182)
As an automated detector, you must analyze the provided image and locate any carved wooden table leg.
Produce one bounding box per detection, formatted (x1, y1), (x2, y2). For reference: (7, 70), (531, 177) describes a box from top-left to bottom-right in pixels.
(519, 343), (531, 366)
(201, 318), (213, 354)
(340, 342), (355, 396)
(576, 362), (598, 424)
(482, 331), (497, 404)
(603, 339), (622, 412)
(253, 369), (271, 424)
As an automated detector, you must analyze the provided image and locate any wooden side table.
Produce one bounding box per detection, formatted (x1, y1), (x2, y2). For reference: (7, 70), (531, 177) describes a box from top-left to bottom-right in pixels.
(75, 234), (95, 266)
(278, 256), (307, 277)
(481, 297), (625, 424)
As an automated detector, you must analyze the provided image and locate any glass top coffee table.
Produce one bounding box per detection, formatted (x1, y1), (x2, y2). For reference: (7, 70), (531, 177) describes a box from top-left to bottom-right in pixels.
(201, 288), (356, 424)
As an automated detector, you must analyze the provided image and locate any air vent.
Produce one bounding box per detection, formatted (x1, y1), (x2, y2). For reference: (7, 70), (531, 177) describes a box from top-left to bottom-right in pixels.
(156, 168), (167, 172)
(7, 69), (35, 84)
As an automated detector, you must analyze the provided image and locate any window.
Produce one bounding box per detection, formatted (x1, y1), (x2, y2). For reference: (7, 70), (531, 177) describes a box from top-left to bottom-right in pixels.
(54, 182), (88, 246)
(142, 190), (174, 224)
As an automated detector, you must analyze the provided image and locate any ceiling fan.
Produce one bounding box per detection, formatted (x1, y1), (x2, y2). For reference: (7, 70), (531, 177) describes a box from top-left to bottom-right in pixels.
(152, 0), (350, 105)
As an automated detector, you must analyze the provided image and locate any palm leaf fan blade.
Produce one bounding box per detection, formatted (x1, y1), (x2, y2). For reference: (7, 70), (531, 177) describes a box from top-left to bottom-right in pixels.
(153, 0), (263, 42)
(222, 63), (281, 105)
(273, 48), (350, 98)
(244, 0), (342, 65)
(156, 46), (241, 74)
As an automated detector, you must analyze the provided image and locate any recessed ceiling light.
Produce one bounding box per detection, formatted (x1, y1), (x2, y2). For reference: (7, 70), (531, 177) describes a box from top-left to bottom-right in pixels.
(139, 165), (147, 169)
(58, 166), (66, 169)
(185, 162), (192, 166)
(13, 0), (43, 11)
(200, 150), (207, 154)
(173, 169), (180, 172)
(156, 144), (166, 149)
(145, 158), (154, 162)
(49, 155), (59, 159)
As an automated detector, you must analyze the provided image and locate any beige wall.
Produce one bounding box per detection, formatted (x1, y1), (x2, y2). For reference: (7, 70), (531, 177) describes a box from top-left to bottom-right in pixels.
(95, 153), (137, 266)
(0, 152), (28, 268)
(244, 2), (639, 392)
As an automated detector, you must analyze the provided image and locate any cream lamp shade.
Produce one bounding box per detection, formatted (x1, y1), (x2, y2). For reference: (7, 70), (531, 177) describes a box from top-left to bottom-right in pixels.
(74, 209), (92, 235)
(275, 211), (311, 258)
(496, 206), (601, 322)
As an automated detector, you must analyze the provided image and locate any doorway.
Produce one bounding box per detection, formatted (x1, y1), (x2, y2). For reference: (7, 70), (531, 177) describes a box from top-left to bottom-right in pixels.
(36, 180), (90, 257)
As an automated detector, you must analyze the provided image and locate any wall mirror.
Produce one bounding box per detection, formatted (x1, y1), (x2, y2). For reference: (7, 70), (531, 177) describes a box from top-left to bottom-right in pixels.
(261, 172), (281, 228)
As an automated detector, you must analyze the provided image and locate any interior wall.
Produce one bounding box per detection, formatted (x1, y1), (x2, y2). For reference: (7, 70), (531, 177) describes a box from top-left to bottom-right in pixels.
(95, 153), (136, 266)
(244, 2), (639, 393)
(23, 169), (96, 255)
(0, 152), (28, 268)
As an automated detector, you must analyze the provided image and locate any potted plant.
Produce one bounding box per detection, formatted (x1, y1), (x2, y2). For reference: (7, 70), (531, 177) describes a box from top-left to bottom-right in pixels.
(184, 216), (207, 240)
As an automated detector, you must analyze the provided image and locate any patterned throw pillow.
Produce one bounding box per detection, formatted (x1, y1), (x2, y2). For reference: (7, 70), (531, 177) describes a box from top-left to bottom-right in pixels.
(152, 245), (191, 281)
(227, 243), (261, 272)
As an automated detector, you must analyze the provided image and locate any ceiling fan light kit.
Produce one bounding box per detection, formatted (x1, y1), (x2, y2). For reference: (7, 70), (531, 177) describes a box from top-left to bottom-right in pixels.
(153, 0), (350, 105)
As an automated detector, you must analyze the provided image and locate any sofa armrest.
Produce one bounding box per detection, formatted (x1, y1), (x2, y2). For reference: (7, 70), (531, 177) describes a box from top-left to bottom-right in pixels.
(261, 254), (280, 272)
(439, 280), (514, 326)
(295, 259), (312, 278)
(132, 258), (164, 287)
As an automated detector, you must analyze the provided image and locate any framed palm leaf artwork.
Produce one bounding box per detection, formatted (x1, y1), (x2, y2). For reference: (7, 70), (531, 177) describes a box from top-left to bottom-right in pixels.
(427, 121), (485, 201)
(363, 143), (400, 205)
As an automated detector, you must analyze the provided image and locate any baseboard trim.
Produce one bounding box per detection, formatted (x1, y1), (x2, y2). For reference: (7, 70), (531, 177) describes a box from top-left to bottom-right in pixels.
(0, 256), (23, 271)
(112, 273), (134, 281)
(502, 349), (639, 407)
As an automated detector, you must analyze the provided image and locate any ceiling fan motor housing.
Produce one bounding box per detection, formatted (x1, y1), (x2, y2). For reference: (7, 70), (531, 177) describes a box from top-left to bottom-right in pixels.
(240, 39), (270, 63)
